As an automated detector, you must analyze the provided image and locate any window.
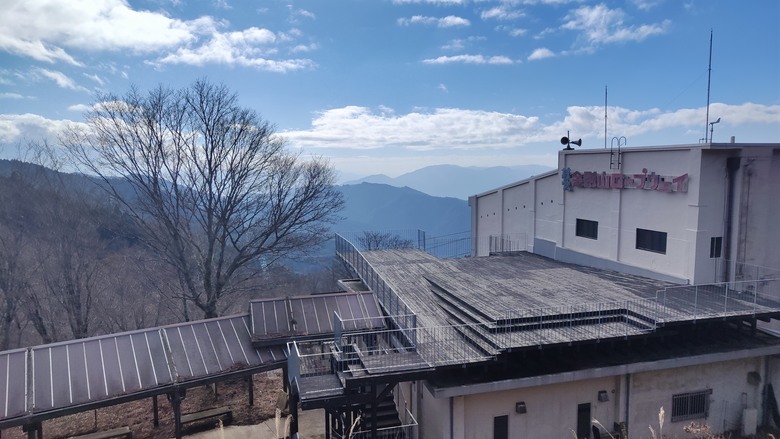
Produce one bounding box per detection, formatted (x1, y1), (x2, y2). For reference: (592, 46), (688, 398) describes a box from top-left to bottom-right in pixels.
(671, 390), (711, 422)
(636, 228), (667, 254)
(576, 219), (598, 240)
(710, 237), (723, 258)
(493, 415), (508, 439)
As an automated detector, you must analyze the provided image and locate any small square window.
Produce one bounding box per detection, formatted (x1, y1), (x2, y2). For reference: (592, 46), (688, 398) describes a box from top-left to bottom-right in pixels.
(636, 228), (667, 254)
(672, 390), (711, 422)
(576, 219), (598, 240)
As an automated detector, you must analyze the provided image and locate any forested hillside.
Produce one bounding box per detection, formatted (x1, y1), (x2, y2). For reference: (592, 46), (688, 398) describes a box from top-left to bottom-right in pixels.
(0, 160), (345, 350)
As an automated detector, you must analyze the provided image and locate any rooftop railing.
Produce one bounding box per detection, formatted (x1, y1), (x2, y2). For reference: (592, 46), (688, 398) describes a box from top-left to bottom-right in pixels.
(657, 277), (780, 322)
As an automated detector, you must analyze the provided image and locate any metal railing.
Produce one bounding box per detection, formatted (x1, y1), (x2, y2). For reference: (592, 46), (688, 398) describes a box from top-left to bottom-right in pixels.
(337, 229), (471, 258)
(337, 409), (419, 439)
(336, 233), (418, 338)
(497, 298), (660, 347)
(474, 233), (529, 257)
(656, 278), (780, 322)
(715, 258), (780, 283)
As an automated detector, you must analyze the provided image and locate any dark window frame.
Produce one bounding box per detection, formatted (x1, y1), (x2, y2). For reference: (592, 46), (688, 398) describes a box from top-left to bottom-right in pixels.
(636, 228), (667, 254)
(671, 389), (711, 422)
(710, 236), (723, 258)
(576, 218), (599, 240)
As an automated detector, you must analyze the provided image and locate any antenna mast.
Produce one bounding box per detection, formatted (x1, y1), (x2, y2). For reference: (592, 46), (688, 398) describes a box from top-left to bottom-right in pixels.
(704, 30), (713, 143)
(604, 85), (608, 149)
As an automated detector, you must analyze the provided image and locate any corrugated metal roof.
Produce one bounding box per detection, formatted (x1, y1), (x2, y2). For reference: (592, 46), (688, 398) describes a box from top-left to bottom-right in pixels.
(250, 291), (385, 343)
(0, 313), (285, 425)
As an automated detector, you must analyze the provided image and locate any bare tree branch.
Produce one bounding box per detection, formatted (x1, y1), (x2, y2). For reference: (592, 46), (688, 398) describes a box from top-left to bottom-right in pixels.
(62, 79), (344, 319)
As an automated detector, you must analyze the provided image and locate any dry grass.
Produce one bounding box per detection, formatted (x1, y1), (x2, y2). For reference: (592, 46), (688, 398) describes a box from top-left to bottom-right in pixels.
(1, 370), (283, 439)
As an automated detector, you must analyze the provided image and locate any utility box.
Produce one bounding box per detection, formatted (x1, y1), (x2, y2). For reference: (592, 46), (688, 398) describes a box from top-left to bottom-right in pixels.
(742, 408), (758, 436)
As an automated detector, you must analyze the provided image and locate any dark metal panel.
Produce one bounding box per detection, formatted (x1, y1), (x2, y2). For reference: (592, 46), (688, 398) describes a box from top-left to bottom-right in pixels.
(83, 339), (107, 400)
(146, 330), (172, 386)
(165, 326), (193, 379)
(66, 343), (90, 406)
(205, 320), (234, 369)
(50, 345), (71, 407)
(192, 322), (221, 374)
(232, 316), (261, 366)
(345, 294), (363, 330)
(1, 349), (27, 419)
(32, 347), (52, 410)
(261, 300), (282, 336)
(129, 332), (155, 389)
(99, 338), (125, 397)
(115, 335), (141, 393)
(181, 325), (208, 377)
(361, 293), (385, 328)
(299, 297), (317, 335)
(219, 317), (250, 367)
(321, 296), (338, 332)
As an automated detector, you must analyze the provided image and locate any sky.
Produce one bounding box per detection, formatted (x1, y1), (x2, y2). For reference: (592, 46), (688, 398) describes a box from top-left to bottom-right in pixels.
(0, 0), (778, 181)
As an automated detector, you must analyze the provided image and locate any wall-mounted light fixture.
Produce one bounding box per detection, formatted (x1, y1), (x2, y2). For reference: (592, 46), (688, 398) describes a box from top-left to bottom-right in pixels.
(598, 390), (609, 402)
(515, 401), (527, 414)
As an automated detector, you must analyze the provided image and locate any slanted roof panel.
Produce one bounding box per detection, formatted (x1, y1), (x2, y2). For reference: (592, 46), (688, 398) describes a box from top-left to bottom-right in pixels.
(67, 343), (89, 406)
(1, 349), (27, 419)
(0, 313), (285, 426)
(99, 338), (125, 397)
(32, 347), (52, 411)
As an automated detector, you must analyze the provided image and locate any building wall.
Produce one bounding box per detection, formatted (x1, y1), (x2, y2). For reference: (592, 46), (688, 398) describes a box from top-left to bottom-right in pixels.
(470, 144), (780, 285)
(457, 377), (619, 439)
(420, 355), (770, 439)
(419, 380), (451, 439)
(629, 357), (765, 437)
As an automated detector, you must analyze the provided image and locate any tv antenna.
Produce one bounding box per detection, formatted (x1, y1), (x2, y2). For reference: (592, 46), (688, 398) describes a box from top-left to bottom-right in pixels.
(704, 30), (714, 142)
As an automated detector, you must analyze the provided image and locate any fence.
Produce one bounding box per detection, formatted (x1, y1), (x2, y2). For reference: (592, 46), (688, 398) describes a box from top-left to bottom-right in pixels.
(656, 277), (780, 322)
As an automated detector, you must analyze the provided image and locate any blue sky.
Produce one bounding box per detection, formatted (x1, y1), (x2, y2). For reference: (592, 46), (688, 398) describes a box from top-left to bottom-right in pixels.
(1, 0), (778, 180)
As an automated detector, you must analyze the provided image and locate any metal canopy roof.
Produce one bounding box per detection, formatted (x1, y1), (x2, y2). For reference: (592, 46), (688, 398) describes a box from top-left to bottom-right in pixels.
(250, 291), (385, 344)
(0, 313), (286, 428)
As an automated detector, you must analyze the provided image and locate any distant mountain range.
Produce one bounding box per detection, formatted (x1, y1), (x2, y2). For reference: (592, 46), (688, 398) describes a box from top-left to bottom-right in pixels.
(345, 164), (554, 199)
(335, 182), (469, 236)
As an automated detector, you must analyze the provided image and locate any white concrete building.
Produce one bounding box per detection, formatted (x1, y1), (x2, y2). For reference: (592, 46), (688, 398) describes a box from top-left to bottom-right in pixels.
(470, 142), (780, 285)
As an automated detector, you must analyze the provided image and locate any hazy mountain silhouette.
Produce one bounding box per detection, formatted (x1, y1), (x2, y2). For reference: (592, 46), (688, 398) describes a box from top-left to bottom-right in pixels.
(336, 182), (469, 235)
(346, 164), (553, 199)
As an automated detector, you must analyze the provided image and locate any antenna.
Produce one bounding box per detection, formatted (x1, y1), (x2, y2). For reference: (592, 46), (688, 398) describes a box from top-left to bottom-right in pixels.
(704, 30), (713, 142)
(604, 85), (608, 149)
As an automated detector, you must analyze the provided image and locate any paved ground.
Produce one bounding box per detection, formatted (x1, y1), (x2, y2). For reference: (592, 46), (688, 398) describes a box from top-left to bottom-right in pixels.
(181, 409), (325, 439)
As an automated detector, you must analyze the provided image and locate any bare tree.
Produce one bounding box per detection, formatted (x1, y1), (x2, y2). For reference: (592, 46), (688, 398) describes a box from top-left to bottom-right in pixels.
(63, 80), (343, 319)
(357, 231), (414, 251)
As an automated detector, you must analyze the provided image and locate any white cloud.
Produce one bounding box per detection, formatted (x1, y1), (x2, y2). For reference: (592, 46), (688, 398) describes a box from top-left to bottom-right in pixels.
(67, 104), (93, 113)
(561, 4), (670, 48)
(0, 93), (33, 100)
(31, 68), (90, 92)
(0, 0), (201, 64)
(422, 54), (514, 64)
(284, 106), (541, 151)
(398, 15), (471, 27)
(528, 47), (555, 60)
(393, 0), (466, 4)
(282, 103), (780, 154)
(0, 113), (85, 145)
(83, 73), (106, 86)
(481, 6), (525, 20)
(0, 1), (312, 73)
(153, 27), (316, 72)
(438, 83), (449, 92)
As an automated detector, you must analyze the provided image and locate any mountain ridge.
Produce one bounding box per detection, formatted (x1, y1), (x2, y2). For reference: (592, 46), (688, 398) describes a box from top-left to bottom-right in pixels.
(345, 163), (553, 199)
